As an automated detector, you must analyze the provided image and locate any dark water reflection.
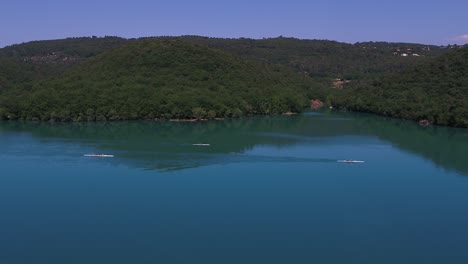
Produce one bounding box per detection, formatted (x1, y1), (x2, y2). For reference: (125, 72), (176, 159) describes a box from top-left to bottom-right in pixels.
(1, 111), (467, 175)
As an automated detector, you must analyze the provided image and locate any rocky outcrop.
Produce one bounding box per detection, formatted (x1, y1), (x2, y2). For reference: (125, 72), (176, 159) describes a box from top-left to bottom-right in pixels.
(23, 51), (81, 65)
(310, 99), (324, 109)
(419, 119), (431, 126)
(332, 78), (351, 89)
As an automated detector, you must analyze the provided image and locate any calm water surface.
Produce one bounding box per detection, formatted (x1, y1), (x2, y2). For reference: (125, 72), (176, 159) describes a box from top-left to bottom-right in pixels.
(1, 111), (468, 264)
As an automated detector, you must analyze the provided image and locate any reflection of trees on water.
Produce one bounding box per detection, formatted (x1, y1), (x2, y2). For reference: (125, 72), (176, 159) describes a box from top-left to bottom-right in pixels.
(0, 117), (309, 171)
(352, 113), (468, 177)
(1, 111), (467, 175)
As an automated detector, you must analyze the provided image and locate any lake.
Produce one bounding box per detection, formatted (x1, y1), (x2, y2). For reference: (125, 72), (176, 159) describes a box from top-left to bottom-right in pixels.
(1, 111), (468, 264)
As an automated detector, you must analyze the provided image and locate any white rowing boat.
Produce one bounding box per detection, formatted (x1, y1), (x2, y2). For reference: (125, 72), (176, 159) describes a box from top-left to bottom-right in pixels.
(84, 154), (114, 158)
(337, 160), (364, 163)
(192, 143), (210, 146)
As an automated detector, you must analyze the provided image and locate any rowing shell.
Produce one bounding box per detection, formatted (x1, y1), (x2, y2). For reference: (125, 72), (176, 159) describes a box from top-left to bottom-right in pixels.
(337, 160), (364, 163)
(84, 154), (114, 158)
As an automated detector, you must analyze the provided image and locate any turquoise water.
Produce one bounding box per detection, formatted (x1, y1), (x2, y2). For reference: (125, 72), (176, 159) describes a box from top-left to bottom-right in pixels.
(1, 111), (468, 263)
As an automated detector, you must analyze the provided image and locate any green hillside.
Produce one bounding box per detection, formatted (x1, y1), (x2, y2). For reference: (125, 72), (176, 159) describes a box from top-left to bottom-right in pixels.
(0, 39), (323, 121)
(0, 36), (127, 89)
(332, 46), (468, 127)
(0, 35), (442, 91)
(0, 36), (465, 126)
(172, 36), (446, 79)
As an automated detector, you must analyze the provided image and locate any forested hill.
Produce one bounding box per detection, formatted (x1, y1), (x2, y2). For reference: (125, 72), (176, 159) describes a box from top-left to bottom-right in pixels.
(0, 36), (464, 126)
(0, 37), (127, 90)
(0, 36), (446, 91)
(0, 39), (322, 121)
(333, 46), (468, 127)
(171, 36), (446, 79)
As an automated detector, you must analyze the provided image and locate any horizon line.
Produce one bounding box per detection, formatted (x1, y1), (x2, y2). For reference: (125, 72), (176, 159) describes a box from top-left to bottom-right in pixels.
(2, 34), (464, 49)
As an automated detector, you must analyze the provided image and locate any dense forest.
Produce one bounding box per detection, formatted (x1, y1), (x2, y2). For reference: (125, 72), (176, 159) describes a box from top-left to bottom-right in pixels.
(332, 46), (468, 127)
(0, 39), (323, 121)
(171, 36), (446, 79)
(0, 37), (127, 89)
(0, 36), (466, 126)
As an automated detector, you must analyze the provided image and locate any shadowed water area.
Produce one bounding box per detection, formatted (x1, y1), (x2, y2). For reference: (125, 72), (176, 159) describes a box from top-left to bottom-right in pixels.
(1, 111), (467, 263)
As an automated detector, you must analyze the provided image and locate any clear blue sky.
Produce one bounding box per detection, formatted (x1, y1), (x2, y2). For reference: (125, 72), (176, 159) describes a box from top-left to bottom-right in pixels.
(1, 0), (467, 47)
